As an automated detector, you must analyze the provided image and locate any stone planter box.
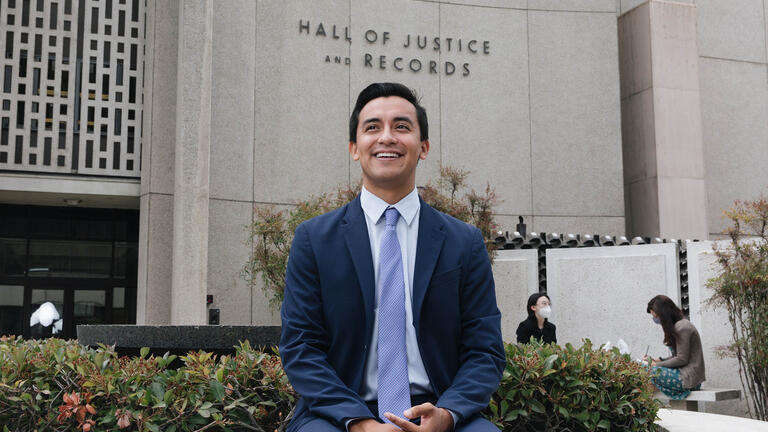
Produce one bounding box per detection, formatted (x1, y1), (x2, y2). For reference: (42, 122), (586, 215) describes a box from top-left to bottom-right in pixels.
(77, 325), (281, 367)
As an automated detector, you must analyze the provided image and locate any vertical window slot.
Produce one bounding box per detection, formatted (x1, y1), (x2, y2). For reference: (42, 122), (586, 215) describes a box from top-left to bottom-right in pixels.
(43, 137), (51, 165)
(47, 54), (56, 80)
(16, 101), (24, 127)
(91, 7), (99, 34)
(19, 50), (27, 77)
(129, 77), (136, 103)
(86, 140), (93, 168)
(50, 3), (58, 30)
(33, 34), (41, 61)
(22, 0), (31, 26)
(118, 10), (125, 36)
(32, 68), (40, 94)
(3, 66), (11, 93)
(131, 0), (139, 22)
(15, 136), (23, 164)
(114, 109), (122, 136)
(63, 38), (70, 64)
(113, 142), (120, 170)
(130, 45), (137, 70)
(5, 32), (14, 59)
(116, 60), (123, 85)
(104, 42), (111, 67)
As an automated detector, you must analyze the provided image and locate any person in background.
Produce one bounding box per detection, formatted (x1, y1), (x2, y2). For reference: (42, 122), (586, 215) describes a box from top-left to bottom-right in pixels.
(644, 294), (705, 399)
(516, 292), (556, 344)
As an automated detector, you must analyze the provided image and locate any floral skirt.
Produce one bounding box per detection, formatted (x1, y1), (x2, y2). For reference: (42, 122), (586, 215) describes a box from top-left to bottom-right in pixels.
(651, 365), (701, 400)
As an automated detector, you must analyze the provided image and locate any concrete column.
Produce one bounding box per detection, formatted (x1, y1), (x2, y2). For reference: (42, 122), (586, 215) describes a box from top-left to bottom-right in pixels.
(137, 0), (180, 324)
(170, 0), (213, 324)
(619, 1), (708, 240)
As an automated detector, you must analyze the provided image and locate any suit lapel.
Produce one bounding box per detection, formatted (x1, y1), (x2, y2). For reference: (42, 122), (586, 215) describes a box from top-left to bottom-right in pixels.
(412, 199), (446, 328)
(342, 196), (375, 338)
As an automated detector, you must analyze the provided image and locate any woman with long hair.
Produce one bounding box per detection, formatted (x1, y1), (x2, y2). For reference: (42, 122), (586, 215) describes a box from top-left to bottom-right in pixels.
(645, 295), (706, 399)
(516, 292), (556, 344)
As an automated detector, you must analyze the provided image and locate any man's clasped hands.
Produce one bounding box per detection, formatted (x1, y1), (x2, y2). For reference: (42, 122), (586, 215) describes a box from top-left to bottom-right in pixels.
(350, 403), (454, 432)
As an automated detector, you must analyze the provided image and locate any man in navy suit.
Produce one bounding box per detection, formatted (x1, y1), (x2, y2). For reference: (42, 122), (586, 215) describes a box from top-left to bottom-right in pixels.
(280, 83), (505, 432)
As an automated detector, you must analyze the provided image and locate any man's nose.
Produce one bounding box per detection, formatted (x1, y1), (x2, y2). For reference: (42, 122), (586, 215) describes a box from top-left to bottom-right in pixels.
(377, 126), (397, 144)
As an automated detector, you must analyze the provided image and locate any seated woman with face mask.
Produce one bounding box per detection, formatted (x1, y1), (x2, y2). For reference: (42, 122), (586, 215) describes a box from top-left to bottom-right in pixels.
(644, 294), (705, 399)
(516, 292), (556, 344)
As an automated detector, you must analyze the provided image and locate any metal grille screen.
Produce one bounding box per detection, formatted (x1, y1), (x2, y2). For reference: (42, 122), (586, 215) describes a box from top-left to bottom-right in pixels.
(0, 0), (144, 178)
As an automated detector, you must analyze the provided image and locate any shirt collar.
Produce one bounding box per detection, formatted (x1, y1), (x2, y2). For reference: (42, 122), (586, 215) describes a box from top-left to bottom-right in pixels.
(360, 186), (420, 227)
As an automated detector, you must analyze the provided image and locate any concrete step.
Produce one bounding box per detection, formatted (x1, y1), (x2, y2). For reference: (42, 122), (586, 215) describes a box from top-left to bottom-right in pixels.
(654, 388), (741, 402)
(656, 408), (768, 432)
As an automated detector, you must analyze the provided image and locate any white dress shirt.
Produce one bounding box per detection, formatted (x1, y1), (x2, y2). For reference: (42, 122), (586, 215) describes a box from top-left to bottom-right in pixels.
(359, 186), (432, 400)
(348, 187), (458, 429)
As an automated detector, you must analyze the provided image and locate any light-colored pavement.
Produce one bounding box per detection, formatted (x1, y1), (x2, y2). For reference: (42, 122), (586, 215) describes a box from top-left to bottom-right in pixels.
(657, 409), (768, 432)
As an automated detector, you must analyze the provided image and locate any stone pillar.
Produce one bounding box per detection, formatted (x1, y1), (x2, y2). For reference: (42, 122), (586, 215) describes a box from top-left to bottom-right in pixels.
(170, 0), (213, 324)
(619, 1), (708, 240)
(137, 0), (180, 325)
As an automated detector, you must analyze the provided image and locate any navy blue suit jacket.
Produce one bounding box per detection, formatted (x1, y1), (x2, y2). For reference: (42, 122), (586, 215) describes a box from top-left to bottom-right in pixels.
(279, 195), (505, 431)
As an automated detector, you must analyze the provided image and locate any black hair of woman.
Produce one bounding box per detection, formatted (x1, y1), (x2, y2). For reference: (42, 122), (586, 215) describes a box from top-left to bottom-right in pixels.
(647, 294), (684, 347)
(526, 292), (550, 320)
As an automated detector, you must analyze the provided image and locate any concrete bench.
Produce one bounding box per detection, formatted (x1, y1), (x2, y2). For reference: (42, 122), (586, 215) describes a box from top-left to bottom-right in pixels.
(654, 388), (741, 411)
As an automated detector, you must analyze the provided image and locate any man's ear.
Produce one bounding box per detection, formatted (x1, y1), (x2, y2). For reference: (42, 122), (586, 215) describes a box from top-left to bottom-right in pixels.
(349, 141), (360, 161)
(419, 139), (430, 160)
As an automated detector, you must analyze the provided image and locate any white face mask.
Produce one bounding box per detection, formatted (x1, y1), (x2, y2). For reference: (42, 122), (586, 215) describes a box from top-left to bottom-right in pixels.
(538, 306), (552, 319)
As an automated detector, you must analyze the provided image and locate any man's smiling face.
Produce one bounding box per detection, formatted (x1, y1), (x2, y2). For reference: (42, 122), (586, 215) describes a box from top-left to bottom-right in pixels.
(349, 96), (430, 200)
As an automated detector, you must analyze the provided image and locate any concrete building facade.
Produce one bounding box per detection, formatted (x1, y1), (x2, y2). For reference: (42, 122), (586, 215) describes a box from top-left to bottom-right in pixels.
(0, 0), (767, 330)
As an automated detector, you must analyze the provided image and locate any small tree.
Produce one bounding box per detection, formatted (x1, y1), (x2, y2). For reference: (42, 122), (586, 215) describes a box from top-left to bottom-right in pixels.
(707, 196), (768, 420)
(241, 185), (358, 310)
(243, 167), (499, 308)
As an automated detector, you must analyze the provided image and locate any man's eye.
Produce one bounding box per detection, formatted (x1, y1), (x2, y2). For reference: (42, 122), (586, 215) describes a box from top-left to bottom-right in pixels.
(396, 124), (410, 130)
(365, 124), (378, 131)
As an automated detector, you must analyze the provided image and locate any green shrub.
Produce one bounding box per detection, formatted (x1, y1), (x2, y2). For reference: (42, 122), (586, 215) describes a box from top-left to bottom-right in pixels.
(486, 340), (659, 431)
(0, 337), (295, 431)
(0, 337), (658, 431)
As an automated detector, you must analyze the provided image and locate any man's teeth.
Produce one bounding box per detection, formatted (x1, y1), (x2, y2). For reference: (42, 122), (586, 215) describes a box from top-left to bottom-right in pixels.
(376, 152), (400, 158)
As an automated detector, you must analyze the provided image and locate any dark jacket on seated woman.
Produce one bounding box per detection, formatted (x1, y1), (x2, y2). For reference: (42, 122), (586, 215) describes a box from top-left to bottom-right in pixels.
(516, 316), (556, 344)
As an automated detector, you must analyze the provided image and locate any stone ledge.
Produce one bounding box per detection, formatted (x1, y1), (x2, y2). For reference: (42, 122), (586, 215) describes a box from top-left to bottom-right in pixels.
(76, 325), (281, 363)
(654, 388), (742, 403)
(656, 408), (768, 432)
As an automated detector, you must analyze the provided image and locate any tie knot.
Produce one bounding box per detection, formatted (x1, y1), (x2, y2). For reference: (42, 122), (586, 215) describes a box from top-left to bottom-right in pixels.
(384, 207), (399, 228)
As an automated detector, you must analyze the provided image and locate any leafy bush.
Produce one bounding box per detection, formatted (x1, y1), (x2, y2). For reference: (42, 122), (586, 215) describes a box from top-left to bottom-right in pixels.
(708, 196), (768, 420)
(486, 340), (659, 431)
(242, 166), (499, 308)
(0, 337), (658, 431)
(0, 337), (295, 431)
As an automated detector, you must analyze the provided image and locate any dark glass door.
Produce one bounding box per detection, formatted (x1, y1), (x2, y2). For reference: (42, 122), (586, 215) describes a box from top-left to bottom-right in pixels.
(27, 281), (109, 339)
(0, 284), (25, 336)
(29, 286), (66, 338)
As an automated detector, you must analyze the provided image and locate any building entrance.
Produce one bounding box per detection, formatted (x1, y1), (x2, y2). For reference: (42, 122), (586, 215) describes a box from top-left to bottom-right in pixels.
(0, 204), (137, 339)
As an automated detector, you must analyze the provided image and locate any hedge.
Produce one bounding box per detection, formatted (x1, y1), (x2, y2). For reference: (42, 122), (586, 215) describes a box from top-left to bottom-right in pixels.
(0, 336), (658, 431)
(487, 340), (659, 431)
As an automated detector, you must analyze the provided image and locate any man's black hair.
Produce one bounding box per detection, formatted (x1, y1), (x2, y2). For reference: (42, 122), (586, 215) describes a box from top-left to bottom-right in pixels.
(349, 82), (429, 143)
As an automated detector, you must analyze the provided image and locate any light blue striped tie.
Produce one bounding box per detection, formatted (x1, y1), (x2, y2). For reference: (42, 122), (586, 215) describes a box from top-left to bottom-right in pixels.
(377, 207), (410, 422)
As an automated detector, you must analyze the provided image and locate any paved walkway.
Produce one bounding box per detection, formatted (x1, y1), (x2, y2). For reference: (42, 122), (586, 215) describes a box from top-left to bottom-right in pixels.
(657, 409), (768, 432)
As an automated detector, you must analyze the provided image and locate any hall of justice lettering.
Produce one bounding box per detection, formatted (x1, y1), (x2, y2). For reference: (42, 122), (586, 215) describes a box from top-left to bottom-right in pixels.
(298, 20), (490, 55)
(300, 20), (489, 77)
(362, 54), (470, 76)
(299, 19), (352, 41)
(373, 32), (490, 55)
